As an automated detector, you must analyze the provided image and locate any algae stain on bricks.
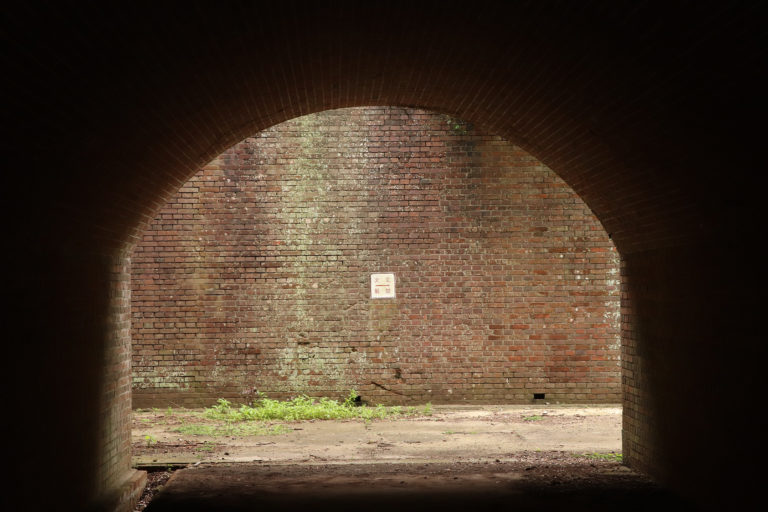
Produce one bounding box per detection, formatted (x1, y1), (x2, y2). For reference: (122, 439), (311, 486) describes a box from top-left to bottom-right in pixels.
(270, 114), (373, 395)
(130, 107), (621, 408)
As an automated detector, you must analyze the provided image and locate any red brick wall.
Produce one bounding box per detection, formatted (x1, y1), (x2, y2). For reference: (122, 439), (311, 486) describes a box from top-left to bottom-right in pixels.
(100, 250), (137, 508)
(131, 107), (620, 407)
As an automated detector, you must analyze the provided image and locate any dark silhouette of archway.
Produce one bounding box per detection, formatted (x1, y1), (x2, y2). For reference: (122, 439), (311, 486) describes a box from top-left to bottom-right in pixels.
(2, 3), (764, 510)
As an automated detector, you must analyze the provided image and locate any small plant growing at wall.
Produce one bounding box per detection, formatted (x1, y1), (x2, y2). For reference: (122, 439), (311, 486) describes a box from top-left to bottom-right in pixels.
(144, 434), (157, 447)
(210, 398), (232, 414)
(344, 389), (362, 407)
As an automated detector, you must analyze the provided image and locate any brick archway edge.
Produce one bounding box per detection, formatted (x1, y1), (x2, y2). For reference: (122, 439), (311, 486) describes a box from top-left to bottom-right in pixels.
(2, 3), (764, 511)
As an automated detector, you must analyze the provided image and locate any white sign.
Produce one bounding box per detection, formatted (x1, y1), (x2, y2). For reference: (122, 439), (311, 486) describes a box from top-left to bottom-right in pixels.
(371, 273), (396, 299)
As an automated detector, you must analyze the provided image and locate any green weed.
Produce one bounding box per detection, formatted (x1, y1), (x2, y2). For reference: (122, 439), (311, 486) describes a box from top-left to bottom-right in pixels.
(196, 441), (216, 452)
(523, 415), (544, 421)
(203, 391), (430, 423)
(576, 452), (623, 462)
(144, 435), (157, 447)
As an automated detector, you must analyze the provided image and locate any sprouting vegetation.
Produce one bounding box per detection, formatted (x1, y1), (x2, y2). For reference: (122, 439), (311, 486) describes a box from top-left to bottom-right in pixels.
(195, 441), (217, 452)
(575, 452), (623, 462)
(202, 390), (431, 422)
(136, 390), (434, 439)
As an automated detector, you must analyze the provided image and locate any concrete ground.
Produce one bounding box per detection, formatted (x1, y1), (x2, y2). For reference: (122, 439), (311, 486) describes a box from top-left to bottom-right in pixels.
(133, 405), (622, 466)
(134, 405), (701, 511)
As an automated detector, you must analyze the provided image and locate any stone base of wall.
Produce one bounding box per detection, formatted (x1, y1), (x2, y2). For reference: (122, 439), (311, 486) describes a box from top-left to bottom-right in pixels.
(133, 388), (622, 409)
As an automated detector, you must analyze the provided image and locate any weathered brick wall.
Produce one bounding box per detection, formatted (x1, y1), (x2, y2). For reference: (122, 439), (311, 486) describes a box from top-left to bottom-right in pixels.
(99, 250), (140, 508)
(131, 107), (620, 407)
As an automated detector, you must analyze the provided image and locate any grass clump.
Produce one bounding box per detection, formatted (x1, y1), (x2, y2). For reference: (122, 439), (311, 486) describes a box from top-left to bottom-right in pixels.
(523, 415), (544, 422)
(203, 390), (430, 422)
(576, 452), (623, 462)
(196, 441), (216, 452)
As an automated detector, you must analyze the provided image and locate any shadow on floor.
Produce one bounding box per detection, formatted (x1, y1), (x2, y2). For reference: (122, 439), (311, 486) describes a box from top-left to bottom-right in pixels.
(144, 461), (700, 512)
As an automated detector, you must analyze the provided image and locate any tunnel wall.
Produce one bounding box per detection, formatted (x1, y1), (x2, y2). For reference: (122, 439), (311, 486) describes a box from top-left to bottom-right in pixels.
(5, 4), (764, 510)
(131, 107), (620, 407)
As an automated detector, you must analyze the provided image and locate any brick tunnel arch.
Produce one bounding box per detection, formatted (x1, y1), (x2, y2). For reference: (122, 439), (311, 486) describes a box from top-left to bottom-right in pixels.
(3, 3), (764, 511)
(130, 106), (621, 408)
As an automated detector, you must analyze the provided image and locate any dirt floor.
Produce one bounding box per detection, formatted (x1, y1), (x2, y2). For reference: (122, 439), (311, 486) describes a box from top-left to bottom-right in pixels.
(141, 458), (698, 512)
(132, 404), (622, 465)
(132, 405), (699, 511)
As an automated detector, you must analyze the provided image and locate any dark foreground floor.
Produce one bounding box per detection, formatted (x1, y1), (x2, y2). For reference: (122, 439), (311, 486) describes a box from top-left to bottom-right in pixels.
(145, 460), (700, 512)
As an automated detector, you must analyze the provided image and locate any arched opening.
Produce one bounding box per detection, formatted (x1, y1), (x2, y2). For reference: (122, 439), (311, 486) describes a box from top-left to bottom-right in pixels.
(127, 107), (631, 508)
(4, 3), (763, 511)
(130, 107), (621, 410)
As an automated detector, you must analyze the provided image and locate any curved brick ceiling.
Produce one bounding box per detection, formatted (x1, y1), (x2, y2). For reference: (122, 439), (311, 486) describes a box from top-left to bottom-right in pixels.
(4, 3), (763, 256)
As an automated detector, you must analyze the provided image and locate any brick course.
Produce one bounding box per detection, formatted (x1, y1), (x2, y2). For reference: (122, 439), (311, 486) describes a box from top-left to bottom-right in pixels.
(131, 107), (620, 407)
